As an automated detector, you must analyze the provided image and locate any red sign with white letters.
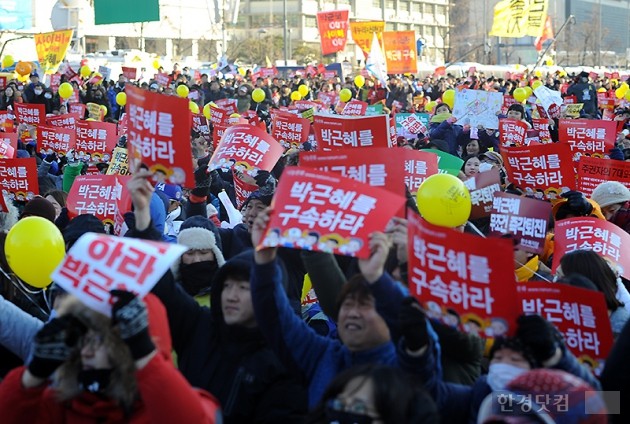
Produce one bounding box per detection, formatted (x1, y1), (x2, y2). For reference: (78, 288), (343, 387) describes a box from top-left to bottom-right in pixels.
(552, 217), (630, 279)
(14, 103), (45, 126)
(316, 10), (349, 55)
(408, 212), (520, 337)
(126, 85), (194, 187)
(47, 113), (81, 129)
(66, 175), (132, 226)
(0, 158), (39, 198)
(518, 282), (613, 375)
(209, 124), (283, 173)
(558, 119), (616, 159)
(214, 99), (238, 115)
(191, 114), (211, 139)
(233, 169), (260, 209)
(531, 119), (552, 143)
(68, 102), (86, 117)
(209, 105), (230, 127)
(0, 133), (18, 159)
(51, 234), (186, 315)
(75, 121), (117, 162)
(577, 156), (630, 197)
(258, 166), (405, 258)
(271, 111), (311, 148)
(499, 118), (529, 147)
(463, 169), (502, 219)
(341, 99), (368, 116)
(313, 114), (390, 150)
(38, 125), (76, 155)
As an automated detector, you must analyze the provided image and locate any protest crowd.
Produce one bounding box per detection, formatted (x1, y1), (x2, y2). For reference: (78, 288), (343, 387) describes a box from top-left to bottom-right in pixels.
(2, 26), (630, 424)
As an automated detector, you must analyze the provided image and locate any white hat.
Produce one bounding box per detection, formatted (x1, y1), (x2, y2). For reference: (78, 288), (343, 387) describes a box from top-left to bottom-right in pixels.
(591, 181), (630, 208)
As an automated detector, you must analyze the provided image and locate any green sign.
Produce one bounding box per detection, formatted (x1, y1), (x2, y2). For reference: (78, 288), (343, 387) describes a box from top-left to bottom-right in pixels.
(365, 103), (384, 116)
(94, 0), (160, 25)
(423, 149), (464, 176)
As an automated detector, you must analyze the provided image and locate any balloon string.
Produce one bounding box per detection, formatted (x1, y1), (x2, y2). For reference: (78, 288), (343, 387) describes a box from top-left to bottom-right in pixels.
(0, 266), (51, 317)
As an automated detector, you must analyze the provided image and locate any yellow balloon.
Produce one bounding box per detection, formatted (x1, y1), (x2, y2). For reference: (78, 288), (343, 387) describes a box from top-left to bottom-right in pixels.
(442, 89), (455, 108)
(625, 90), (630, 101)
(252, 88), (266, 103)
(615, 88), (625, 99)
(100, 105), (107, 116)
(416, 174), (471, 228)
(80, 65), (91, 78)
(425, 101), (437, 113)
(523, 86), (533, 99)
(621, 83), (629, 94)
(339, 88), (352, 103)
(354, 75), (365, 88)
(290, 91), (302, 101)
(513, 87), (528, 103)
(298, 84), (309, 97)
(230, 113), (241, 118)
(189, 101), (200, 114)
(176, 84), (189, 98)
(534, 69), (542, 78)
(203, 103), (212, 119)
(545, 58), (554, 66)
(558, 70), (567, 77)
(15, 61), (32, 76)
(531, 80), (543, 90)
(152, 59), (161, 70)
(1, 54), (14, 69)
(58, 82), (74, 99)
(5, 216), (65, 288)
(116, 92), (127, 106)
(597, 87), (607, 93)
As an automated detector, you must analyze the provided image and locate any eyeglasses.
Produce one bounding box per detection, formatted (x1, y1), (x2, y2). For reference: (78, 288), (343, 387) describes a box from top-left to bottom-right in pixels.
(327, 398), (379, 418)
(80, 334), (104, 351)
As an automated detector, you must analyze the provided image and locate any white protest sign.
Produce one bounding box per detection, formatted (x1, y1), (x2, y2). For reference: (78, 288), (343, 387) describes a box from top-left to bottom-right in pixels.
(534, 85), (563, 112)
(452, 89), (503, 129)
(52, 234), (186, 315)
(98, 65), (112, 81)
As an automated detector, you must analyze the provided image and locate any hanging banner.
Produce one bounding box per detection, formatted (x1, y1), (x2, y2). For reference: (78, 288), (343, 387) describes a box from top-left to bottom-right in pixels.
(489, 0), (549, 38)
(518, 282), (613, 376)
(34, 29), (74, 74)
(463, 168), (502, 219)
(558, 119), (616, 160)
(258, 166), (406, 258)
(313, 114), (391, 150)
(75, 121), (118, 163)
(14, 103), (46, 126)
(408, 213), (520, 338)
(349, 21), (385, 58)
(38, 125), (75, 155)
(577, 156), (630, 197)
(0, 158), (39, 199)
(316, 10), (350, 55)
(453, 89), (503, 129)
(126, 85), (194, 187)
(382, 31), (418, 74)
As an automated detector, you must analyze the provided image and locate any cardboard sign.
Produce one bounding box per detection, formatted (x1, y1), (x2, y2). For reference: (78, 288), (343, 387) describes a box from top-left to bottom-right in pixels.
(209, 124), (283, 173)
(558, 119), (616, 159)
(47, 113), (81, 129)
(518, 282), (614, 376)
(233, 169), (260, 209)
(342, 99), (368, 116)
(453, 89), (503, 129)
(382, 30), (418, 74)
(259, 166), (406, 258)
(395, 113), (430, 139)
(403, 150), (440, 194)
(271, 111), (310, 148)
(126, 85), (194, 187)
(106, 147), (130, 175)
(51, 233), (186, 315)
(316, 10), (349, 55)
(408, 213), (519, 338)
(313, 114), (390, 150)
(464, 168), (502, 219)
(552, 217), (630, 279)
(75, 121), (118, 162)
(531, 118), (552, 143)
(14, 103), (46, 126)
(489, 192), (551, 253)
(121, 66), (138, 80)
(577, 156), (630, 197)
(38, 125), (75, 155)
(66, 175), (132, 227)
(499, 119), (529, 147)
(0, 133), (18, 159)
(0, 158), (39, 199)
(34, 29), (73, 74)
(68, 103), (86, 117)
(501, 143), (576, 199)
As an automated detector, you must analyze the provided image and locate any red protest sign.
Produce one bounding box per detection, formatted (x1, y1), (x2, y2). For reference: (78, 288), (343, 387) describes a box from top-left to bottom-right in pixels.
(403, 149), (440, 195)
(215, 99), (238, 115)
(155, 73), (171, 87)
(552, 217), (630, 279)
(259, 167), (405, 258)
(0, 158), (39, 199)
(68, 103), (86, 117)
(499, 119), (528, 147)
(0, 76), (6, 90)
(212, 125), (227, 151)
(51, 234), (186, 315)
(49, 74), (61, 93)
(117, 113), (128, 137)
(126, 85), (194, 187)
(271, 111), (310, 148)
(531, 118), (552, 143)
(313, 114), (390, 150)
(0, 111), (14, 132)
(75, 121), (117, 162)
(408, 212), (520, 337)
(382, 30), (418, 74)
(341, 99), (368, 116)
(14, 103), (45, 126)
(577, 156), (630, 197)
(501, 143), (576, 199)
(489, 192), (551, 253)
(397, 113), (429, 137)
(47, 113), (81, 129)
(233, 169), (260, 209)
(0, 133), (18, 159)
(209, 105), (230, 127)
(191, 114), (211, 139)
(502, 95), (517, 114)
(317, 91), (339, 108)
(66, 175), (132, 226)
(294, 100), (321, 112)
(518, 282), (613, 375)
(463, 168), (502, 219)
(209, 124), (283, 173)
(38, 125), (75, 155)
(558, 119), (616, 159)
(316, 10), (349, 55)
(121, 66), (137, 80)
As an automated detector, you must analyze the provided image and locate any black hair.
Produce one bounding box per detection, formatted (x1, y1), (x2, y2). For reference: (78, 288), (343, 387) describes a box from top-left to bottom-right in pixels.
(461, 154), (481, 172)
(507, 103), (525, 119)
(434, 102), (451, 113)
(490, 336), (539, 368)
(334, 275), (373, 319)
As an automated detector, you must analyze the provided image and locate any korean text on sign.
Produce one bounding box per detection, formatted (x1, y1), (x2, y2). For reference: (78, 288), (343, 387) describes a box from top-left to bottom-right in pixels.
(209, 124), (283, 172)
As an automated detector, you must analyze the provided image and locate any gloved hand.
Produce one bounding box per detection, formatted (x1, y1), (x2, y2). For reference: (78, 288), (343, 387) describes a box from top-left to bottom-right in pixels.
(399, 297), (429, 351)
(253, 170), (274, 188)
(561, 190), (593, 216)
(44, 152), (58, 163)
(191, 165), (211, 198)
(609, 147), (625, 161)
(516, 314), (561, 364)
(111, 290), (154, 360)
(29, 316), (86, 379)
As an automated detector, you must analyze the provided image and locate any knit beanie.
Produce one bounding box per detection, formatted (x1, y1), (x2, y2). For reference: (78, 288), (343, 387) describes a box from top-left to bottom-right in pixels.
(177, 216), (225, 266)
(590, 181), (630, 208)
(21, 197), (56, 222)
(63, 214), (106, 247)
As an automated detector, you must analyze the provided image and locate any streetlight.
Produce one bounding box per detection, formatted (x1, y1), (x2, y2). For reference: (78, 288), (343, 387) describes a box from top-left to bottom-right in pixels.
(258, 28), (267, 66)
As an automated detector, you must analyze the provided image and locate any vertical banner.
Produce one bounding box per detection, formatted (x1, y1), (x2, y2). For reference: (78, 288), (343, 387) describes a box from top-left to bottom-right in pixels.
(349, 21), (385, 58)
(34, 29), (74, 74)
(382, 31), (418, 74)
(577, 156), (630, 197)
(126, 85), (194, 187)
(489, 0), (548, 38)
(316, 10), (350, 55)
(408, 213), (520, 338)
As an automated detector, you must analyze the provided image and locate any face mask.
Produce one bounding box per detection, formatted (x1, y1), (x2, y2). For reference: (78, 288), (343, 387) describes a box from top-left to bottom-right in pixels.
(44, 93), (52, 99)
(34, 89), (43, 95)
(486, 362), (527, 391)
(78, 369), (111, 393)
(179, 260), (218, 296)
(325, 408), (374, 424)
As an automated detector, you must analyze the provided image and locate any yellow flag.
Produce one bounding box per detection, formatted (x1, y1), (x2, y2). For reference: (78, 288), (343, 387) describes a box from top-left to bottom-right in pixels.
(34, 29), (74, 74)
(489, 0), (547, 38)
(350, 21), (385, 58)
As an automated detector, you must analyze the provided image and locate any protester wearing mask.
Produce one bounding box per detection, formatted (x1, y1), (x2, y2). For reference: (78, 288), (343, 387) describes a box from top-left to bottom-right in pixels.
(0, 85), (17, 110)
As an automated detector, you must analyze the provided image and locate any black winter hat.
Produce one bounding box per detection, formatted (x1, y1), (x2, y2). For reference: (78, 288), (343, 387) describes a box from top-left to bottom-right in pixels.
(62, 214), (106, 247)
